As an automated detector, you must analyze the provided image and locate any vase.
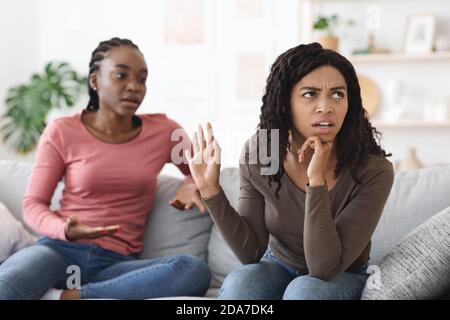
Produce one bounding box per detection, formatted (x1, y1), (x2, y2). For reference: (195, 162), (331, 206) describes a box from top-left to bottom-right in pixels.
(316, 35), (339, 52)
(398, 148), (423, 171)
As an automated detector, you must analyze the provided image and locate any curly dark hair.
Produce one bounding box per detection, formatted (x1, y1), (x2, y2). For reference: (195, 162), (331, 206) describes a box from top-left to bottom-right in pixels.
(86, 37), (141, 111)
(258, 42), (391, 196)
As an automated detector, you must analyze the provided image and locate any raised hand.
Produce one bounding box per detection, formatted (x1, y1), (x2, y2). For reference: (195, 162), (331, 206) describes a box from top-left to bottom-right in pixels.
(297, 136), (334, 186)
(185, 123), (222, 200)
(64, 216), (121, 241)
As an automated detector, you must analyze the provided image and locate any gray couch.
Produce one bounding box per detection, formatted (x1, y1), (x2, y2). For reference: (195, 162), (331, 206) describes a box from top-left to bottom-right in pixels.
(0, 159), (449, 299)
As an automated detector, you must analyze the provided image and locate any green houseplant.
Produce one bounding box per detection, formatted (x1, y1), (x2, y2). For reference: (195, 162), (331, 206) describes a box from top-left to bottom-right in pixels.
(1, 62), (86, 154)
(313, 14), (340, 35)
(313, 14), (354, 51)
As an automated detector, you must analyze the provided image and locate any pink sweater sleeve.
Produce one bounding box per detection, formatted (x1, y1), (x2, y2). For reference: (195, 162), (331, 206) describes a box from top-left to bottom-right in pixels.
(23, 121), (68, 240)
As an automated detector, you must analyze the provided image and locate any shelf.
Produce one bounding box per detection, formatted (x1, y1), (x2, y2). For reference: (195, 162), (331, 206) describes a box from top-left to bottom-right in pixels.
(371, 121), (450, 129)
(350, 52), (450, 63)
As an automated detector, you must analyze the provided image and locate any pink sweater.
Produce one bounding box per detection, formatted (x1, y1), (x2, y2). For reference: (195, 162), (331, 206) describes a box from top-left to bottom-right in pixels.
(23, 111), (192, 255)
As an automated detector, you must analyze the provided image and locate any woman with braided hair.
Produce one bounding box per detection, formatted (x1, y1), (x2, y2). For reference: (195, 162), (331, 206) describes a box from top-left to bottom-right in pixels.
(0, 37), (211, 300)
(186, 42), (394, 300)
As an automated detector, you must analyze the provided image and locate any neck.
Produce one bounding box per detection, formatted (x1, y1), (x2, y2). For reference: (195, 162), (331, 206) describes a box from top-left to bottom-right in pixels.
(90, 106), (135, 135)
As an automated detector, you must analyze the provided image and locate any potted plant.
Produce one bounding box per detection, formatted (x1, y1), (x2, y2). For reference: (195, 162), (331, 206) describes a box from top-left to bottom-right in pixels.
(0, 62), (86, 154)
(313, 14), (353, 52)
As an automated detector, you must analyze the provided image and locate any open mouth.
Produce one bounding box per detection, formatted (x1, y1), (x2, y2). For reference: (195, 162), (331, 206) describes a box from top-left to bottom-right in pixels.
(311, 121), (335, 129)
(121, 97), (141, 106)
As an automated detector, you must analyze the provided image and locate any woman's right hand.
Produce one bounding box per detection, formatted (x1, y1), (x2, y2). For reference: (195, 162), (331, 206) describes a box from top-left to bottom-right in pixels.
(64, 216), (121, 241)
(185, 123), (222, 200)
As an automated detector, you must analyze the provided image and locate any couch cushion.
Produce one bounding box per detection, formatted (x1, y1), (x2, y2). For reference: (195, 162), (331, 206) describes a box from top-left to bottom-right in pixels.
(0, 160), (34, 224)
(0, 202), (36, 263)
(0, 160), (64, 236)
(207, 165), (450, 293)
(206, 168), (242, 294)
(370, 165), (450, 264)
(139, 175), (213, 261)
(361, 206), (450, 300)
(0, 160), (213, 262)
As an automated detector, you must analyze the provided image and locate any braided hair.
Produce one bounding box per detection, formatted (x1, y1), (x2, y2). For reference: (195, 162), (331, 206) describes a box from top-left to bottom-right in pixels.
(86, 37), (141, 111)
(258, 42), (391, 197)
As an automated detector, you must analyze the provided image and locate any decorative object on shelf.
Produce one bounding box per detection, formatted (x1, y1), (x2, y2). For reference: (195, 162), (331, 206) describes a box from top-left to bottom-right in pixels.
(435, 97), (450, 121)
(353, 33), (391, 55)
(381, 79), (407, 122)
(403, 13), (436, 54)
(357, 74), (380, 118)
(435, 36), (450, 52)
(423, 97), (450, 123)
(396, 148), (424, 171)
(312, 13), (354, 52)
(0, 62), (86, 154)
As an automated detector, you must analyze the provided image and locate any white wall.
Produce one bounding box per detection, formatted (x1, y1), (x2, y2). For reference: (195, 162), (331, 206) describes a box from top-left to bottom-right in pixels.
(0, 0), (40, 162)
(1, 0), (449, 174)
(0, 0), (301, 176)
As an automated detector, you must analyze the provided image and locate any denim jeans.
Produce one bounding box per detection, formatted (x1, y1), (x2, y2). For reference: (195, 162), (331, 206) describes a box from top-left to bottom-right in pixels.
(0, 237), (211, 300)
(219, 248), (369, 300)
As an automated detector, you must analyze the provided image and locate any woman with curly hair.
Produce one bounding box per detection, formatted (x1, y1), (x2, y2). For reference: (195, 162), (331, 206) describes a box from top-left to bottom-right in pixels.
(185, 42), (394, 300)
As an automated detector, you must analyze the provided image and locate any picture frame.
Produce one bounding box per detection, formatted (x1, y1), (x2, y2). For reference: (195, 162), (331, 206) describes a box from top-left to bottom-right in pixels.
(403, 13), (436, 54)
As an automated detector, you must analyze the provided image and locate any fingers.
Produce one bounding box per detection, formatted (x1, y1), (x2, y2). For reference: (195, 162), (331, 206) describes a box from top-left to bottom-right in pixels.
(297, 136), (320, 163)
(189, 190), (206, 214)
(185, 149), (192, 163)
(206, 122), (214, 144)
(297, 136), (333, 163)
(212, 138), (221, 164)
(89, 225), (121, 238)
(192, 131), (199, 154)
(104, 225), (121, 232)
(198, 125), (206, 150)
(190, 123), (217, 164)
(297, 137), (312, 163)
(169, 199), (185, 210)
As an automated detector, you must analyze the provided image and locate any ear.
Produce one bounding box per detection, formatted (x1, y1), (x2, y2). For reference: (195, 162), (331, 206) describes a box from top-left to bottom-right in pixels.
(89, 73), (98, 91)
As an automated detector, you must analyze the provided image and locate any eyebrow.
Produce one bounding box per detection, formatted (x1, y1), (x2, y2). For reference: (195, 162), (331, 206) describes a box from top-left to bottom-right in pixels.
(114, 64), (148, 73)
(299, 86), (346, 91)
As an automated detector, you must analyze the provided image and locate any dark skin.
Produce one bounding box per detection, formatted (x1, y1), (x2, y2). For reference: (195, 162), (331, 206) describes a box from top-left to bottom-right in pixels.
(60, 46), (202, 299)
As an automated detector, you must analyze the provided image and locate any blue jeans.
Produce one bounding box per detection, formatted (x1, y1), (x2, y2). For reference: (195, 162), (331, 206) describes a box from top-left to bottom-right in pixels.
(219, 249), (369, 300)
(0, 238), (211, 300)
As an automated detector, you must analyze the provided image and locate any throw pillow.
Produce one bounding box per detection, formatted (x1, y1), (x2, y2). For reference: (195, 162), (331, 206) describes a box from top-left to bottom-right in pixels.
(0, 202), (36, 263)
(361, 206), (450, 300)
(139, 175), (213, 261)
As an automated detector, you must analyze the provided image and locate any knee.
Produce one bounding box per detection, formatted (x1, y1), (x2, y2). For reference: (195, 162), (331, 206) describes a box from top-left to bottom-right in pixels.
(283, 275), (332, 300)
(171, 255), (211, 294)
(173, 255), (210, 277)
(219, 266), (262, 300)
(0, 245), (66, 300)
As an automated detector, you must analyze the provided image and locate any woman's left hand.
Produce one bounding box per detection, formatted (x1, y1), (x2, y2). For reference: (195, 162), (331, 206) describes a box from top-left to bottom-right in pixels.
(169, 181), (206, 214)
(297, 136), (334, 186)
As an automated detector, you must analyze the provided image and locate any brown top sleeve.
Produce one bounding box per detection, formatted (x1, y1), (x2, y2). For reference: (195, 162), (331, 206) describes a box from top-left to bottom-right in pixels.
(202, 159), (269, 264)
(303, 159), (395, 280)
